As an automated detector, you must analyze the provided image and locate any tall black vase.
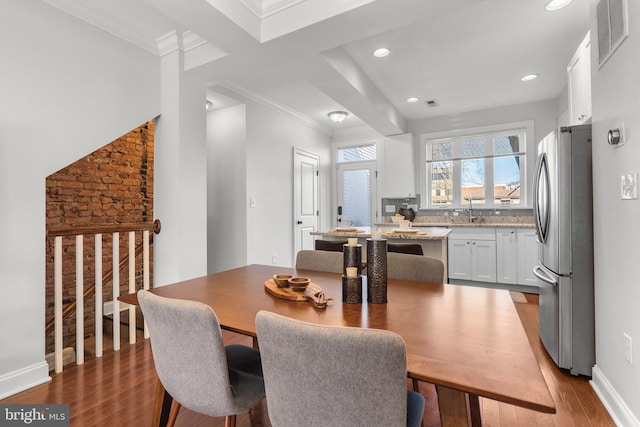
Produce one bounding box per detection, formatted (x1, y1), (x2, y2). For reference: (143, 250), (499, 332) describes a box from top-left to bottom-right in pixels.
(366, 238), (387, 304)
(342, 244), (362, 276)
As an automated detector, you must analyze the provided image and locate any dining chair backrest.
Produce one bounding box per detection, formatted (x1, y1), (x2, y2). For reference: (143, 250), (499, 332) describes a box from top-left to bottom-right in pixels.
(137, 290), (264, 418)
(255, 310), (414, 427)
(295, 249), (343, 274)
(387, 252), (445, 283)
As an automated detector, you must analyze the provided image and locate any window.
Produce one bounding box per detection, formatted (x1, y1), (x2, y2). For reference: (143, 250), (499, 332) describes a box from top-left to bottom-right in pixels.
(337, 144), (376, 163)
(424, 126), (527, 208)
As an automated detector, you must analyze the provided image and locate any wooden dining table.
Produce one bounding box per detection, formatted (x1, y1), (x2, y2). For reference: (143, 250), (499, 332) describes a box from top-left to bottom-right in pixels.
(119, 264), (555, 427)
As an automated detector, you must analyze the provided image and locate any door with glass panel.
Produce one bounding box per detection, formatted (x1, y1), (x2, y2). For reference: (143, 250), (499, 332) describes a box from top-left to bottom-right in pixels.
(335, 144), (378, 228)
(336, 162), (377, 227)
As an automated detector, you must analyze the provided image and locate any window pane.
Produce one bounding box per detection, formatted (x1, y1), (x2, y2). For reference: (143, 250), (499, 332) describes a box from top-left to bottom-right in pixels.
(430, 161), (453, 205)
(337, 144), (376, 162)
(431, 140), (453, 160)
(461, 159), (485, 205)
(460, 136), (485, 158)
(494, 155), (522, 205)
(343, 169), (371, 226)
(494, 135), (520, 155)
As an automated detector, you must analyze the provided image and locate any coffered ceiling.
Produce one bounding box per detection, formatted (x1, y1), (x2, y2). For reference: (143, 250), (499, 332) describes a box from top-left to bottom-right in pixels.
(43, 0), (591, 136)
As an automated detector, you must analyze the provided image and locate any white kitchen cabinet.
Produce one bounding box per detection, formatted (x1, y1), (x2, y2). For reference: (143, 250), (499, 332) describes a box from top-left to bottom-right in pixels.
(567, 31), (591, 126)
(516, 229), (538, 286)
(382, 133), (415, 197)
(496, 228), (539, 286)
(496, 229), (518, 284)
(448, 228), (496, 283)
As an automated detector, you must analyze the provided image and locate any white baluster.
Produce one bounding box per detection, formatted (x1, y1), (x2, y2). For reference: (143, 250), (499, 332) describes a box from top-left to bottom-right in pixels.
(54, 236), (63, 373)
(112, 232), (120, 351)
(129, 231), (136, 344)
(76, 235), (84, 365)
(95, 234), (103, 357)
(143, 230), (150, 339)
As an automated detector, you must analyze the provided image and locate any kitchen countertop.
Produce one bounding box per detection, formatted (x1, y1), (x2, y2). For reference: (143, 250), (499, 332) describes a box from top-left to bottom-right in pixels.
(380, 215), (535, 228)
(311, 227), (451, 240)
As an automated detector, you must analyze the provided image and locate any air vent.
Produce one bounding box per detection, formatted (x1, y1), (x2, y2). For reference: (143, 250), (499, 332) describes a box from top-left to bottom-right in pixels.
(596, 0), (628, 68)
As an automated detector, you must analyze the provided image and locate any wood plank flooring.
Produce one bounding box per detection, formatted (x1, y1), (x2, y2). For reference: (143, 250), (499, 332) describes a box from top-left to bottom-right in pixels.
(1, 293), (614, 427)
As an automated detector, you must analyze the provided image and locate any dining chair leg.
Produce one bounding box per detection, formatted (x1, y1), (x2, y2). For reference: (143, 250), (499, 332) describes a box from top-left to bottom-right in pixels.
(224, 414), (237, 427)
(166, 401), (181, 427)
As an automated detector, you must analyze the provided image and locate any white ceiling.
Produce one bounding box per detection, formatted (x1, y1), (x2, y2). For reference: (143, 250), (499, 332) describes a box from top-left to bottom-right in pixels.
(43, 0), (591, 136)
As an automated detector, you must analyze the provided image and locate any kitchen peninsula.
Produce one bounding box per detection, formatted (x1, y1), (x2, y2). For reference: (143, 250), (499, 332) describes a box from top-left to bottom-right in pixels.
(311, 227), (451, 280)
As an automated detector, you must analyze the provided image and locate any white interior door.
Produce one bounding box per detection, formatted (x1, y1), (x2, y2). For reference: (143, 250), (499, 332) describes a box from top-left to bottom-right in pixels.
(336, 161), (377, 227)
(293, 149), (319, 255)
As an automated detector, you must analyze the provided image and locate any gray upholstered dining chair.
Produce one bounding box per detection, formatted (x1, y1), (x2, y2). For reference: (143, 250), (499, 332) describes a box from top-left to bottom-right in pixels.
(387, 252), (445, 284)
(137, 290), (265, 427)
(255, 310), (425, 427)
(295, 249), (343, 273)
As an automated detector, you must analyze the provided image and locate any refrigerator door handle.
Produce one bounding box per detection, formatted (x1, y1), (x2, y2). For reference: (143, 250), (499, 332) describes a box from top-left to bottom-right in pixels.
(533, 153), (550, 244)
(533, 264), (558, 286)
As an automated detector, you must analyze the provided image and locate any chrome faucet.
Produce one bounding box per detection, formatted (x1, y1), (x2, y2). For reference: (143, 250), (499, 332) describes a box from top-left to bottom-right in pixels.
(466, 196), (476, 223)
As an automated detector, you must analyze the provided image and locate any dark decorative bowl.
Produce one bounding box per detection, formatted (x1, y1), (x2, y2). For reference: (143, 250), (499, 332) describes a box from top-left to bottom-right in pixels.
(273, 274), (293, 288)
(288, 277), (310, 292)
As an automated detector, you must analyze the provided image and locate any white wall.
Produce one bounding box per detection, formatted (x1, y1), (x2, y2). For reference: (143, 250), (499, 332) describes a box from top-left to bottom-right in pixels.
(589, 0), (640, 425)
(245, 101), (333, 268)
(207, 104), (248, 273)
(206, 98), (332, 271)
(0, 1), (160, 398)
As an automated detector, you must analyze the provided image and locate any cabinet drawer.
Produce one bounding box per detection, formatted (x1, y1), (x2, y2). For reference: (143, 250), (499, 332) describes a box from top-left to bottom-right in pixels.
(448, 227), (495, 241)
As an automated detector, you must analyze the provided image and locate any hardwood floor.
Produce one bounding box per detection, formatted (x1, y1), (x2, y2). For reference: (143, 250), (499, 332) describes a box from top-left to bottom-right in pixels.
(2, 293), (614, 427)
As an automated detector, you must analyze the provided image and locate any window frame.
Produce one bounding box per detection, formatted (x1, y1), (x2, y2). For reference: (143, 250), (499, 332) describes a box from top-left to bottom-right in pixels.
(420, 121), (533, 209)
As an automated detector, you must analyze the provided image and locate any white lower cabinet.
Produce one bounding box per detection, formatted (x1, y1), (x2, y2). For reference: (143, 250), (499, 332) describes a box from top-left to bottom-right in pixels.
(449, 227), (538, 286)
(496, 228), (539, 286)
(448, 228), (496, 283)
(516, 229), (538, 286)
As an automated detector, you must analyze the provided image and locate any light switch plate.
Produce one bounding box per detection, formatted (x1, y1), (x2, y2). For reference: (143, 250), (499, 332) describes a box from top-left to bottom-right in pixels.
(621, 173), (638, 200)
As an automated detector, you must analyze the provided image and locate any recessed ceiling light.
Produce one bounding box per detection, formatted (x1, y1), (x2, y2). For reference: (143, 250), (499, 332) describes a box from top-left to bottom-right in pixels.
(521, 74), (539, 82)
(373, 48), (390, 58)
(406, 97), (419, 103)
(545, 0), (572, 11)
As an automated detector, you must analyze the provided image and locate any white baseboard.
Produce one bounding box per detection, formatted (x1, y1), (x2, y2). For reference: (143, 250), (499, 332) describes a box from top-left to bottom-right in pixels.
(0, 362), (50, 400)
(591, 365), (640, 427)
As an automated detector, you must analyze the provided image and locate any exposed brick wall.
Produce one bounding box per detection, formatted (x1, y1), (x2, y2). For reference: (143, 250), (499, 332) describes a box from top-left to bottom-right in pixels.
(45, 121), (154, 354)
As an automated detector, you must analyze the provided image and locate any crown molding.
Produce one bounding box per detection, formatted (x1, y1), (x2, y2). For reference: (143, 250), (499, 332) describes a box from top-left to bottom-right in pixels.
(182, 31), (208, 52)
(156, 31), (179, 56)
(219, 82), (333, 136)
(43, 0), (161, 55)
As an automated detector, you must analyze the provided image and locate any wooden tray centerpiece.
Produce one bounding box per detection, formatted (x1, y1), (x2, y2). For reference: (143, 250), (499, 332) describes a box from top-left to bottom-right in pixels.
(264, 278), (332, 309)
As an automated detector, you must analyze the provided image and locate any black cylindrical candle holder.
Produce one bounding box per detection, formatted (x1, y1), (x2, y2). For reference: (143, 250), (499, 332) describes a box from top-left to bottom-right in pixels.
(343, 244), (362, 276)
(366, 238), (388, 304)
(342, 275), (362, 304)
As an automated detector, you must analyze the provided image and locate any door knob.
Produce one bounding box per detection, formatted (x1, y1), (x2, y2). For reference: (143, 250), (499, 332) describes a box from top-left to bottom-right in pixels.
(297, 220), (303, 224)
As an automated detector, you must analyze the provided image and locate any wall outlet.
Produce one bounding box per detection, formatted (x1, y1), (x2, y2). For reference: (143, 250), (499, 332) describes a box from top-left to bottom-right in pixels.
(249, 197), (256, 208)
(623, 333), (633, 364)
(272, 254), (277, 264)
(385, 204), (396, 213)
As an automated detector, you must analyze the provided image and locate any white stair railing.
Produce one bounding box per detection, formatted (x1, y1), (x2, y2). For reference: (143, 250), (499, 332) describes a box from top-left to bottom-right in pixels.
(47, 220), (160, 373)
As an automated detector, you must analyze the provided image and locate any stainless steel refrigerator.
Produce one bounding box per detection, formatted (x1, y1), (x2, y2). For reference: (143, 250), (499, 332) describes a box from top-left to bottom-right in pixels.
(532, 124), (595, 376)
